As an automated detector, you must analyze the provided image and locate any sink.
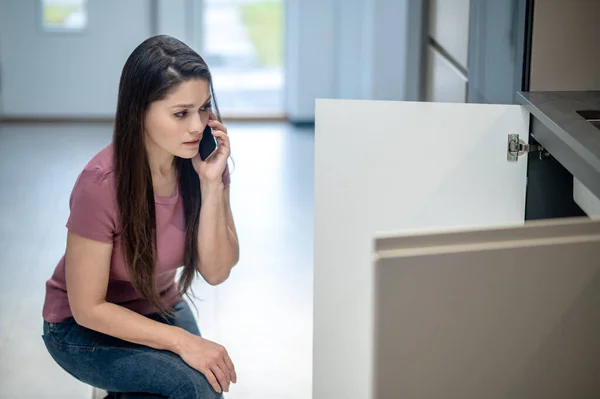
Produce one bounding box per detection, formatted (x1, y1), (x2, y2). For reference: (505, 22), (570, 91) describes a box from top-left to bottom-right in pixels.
(576, 110), (600, 130)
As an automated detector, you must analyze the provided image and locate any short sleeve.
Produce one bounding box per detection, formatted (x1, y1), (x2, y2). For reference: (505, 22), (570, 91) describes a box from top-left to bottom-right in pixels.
(222, 164), (231, 187)
(66, 168), (116, 243)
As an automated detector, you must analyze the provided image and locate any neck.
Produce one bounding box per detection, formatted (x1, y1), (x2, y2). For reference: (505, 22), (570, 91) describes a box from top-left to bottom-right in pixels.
(145, 139), (175, 179)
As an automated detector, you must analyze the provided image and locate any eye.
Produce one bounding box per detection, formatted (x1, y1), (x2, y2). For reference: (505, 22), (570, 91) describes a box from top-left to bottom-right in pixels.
(200, 102), (212, 112)
(174, 110), (188, 118)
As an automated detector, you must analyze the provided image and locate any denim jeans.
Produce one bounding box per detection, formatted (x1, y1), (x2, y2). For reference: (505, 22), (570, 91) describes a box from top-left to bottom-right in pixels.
(42, 299), (223, 399)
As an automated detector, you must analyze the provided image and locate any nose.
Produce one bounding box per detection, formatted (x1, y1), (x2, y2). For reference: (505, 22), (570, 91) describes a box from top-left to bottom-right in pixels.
(189, 111), (204, 134)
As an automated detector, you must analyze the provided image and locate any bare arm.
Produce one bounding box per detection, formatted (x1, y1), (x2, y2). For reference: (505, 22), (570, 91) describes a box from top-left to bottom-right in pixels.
(64, 231), (189, 352)
(65, 230), (237, 392)
(196, 182), (240, 285)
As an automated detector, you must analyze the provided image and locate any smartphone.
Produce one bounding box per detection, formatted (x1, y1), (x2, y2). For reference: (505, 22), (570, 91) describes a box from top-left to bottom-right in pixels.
(199, 124), (218, 161)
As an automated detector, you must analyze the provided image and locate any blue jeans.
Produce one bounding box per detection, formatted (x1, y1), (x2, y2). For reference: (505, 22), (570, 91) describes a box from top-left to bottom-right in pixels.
(42, 299), (223, 399)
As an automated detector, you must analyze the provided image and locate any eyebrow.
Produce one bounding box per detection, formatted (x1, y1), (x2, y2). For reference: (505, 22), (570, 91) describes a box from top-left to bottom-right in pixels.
(170, 96), (212, 109)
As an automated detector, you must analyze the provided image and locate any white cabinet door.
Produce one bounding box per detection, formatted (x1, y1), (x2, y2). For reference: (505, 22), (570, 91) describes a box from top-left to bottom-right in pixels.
(314, 99), (530, 399)
(373, 217), (600, 398)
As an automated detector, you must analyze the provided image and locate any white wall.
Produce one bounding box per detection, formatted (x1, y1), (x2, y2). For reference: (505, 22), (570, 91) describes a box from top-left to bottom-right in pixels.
(0, 0), (152, 118)
(363, 0), (410, 101)
(0, 37), (4, 118)
(529, 0), (600, 91)
(0, 0), (419, 120)
(157, 0), (198, 50)
(284, 0), (337, 122)
(285, 0), (419, 122)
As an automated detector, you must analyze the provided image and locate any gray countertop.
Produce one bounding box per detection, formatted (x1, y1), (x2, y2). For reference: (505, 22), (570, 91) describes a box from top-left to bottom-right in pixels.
(517, 91), (600, 199)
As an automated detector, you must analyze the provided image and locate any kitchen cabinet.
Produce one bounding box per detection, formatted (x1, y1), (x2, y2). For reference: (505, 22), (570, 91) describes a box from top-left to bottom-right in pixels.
(466, 0), (600, 221)
(312, 0), (600, 397)
(518, 91), (600, 219)
(313, 97), (600, 399)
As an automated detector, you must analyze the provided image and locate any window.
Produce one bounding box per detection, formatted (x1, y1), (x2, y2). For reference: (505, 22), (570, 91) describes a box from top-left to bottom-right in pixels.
(41, 0), (87, 32)
(202, 0), (284, 116)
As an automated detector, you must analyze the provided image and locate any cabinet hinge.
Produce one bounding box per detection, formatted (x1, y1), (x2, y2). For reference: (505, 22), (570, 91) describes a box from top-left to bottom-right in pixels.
(507, 134), (549, 161)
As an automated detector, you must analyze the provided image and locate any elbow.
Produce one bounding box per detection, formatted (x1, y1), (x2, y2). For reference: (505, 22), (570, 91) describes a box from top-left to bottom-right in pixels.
(204, 269), (231, 286)
(231, 251), (240, 269)
(70, 302), (103, 329)
(71, 308), (92, 328)
(198, 249), (239, 286)
(200, 258), (237, 286)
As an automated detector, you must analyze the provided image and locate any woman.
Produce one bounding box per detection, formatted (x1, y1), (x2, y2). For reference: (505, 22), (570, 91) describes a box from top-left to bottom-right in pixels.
(41, 35), (239, 399)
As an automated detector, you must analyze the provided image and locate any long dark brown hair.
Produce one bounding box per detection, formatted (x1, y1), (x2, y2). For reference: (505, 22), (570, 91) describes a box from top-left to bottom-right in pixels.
(112, 35), (221, 314)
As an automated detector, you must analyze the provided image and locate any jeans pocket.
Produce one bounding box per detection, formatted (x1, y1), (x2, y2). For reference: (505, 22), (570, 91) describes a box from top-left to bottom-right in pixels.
(45, 319), (98, 353)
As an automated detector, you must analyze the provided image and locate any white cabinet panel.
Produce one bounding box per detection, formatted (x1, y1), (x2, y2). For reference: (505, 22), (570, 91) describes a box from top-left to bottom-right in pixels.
(428, 0), (471, 70)
(426, 45), (468, 103)
(314, 98), (529, 399)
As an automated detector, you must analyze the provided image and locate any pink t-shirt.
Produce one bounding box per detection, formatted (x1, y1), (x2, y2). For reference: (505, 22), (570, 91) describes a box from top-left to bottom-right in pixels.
(42, 143), (230, 323)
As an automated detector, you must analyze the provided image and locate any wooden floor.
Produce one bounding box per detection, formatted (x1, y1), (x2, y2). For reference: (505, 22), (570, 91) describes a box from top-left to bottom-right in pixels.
(0, 121), (314, 398)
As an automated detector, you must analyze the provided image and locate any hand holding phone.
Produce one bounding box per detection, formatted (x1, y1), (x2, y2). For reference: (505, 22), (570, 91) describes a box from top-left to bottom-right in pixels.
(192, 113), (230, 183)
(199, 124), (219, 161)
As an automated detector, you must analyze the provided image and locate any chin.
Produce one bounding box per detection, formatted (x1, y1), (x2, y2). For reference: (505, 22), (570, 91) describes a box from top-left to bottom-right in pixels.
(174, 147), (199, 159)
(179, 151), (198, 160)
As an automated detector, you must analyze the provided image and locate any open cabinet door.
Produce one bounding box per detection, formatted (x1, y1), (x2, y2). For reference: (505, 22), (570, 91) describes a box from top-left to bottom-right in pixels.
(314, 99), (530, 399)
(373, 217), (600, 399)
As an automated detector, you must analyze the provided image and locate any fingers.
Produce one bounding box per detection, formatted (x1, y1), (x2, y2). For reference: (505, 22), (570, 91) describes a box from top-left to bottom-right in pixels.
(213, 130), (229, 141)
(208, 117), (227, 134)
(215, 346), (232, 384)
(215, 346), (235, 388)
(224, 353), (237, 383)
(211, 130), (230, 150)
(211, 129), (228, 139)
(211, 363), (230, 392)
(202, 367), (223, 393)
(206, 346), (236, 393)
(220, 359), (233, 389)
(206, 112), (229, 144)
(180, 336), (236, 394)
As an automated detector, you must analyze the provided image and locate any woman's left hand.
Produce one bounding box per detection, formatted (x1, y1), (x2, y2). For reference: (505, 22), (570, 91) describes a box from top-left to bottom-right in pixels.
(192, 111), (231, 184)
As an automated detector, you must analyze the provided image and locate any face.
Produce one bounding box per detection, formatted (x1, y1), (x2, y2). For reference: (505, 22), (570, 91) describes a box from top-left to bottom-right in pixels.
(144, 78), (212, 160)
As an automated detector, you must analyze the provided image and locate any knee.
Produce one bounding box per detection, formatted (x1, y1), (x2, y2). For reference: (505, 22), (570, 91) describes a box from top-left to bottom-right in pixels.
(171, 369), (223, 399)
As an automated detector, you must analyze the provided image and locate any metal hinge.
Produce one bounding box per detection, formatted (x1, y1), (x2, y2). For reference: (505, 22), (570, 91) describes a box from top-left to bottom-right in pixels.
(507, 134), (549, 161)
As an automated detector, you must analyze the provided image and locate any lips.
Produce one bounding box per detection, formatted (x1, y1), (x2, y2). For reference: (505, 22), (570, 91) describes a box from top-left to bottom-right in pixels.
(184, 140), (200, 145)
